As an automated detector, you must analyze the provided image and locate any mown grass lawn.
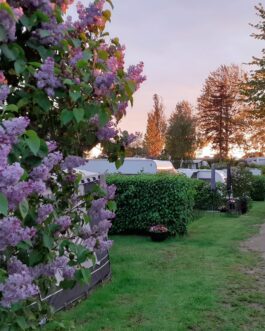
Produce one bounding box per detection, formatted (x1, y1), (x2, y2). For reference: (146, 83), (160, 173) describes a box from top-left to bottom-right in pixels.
(45, 202), (265, 331)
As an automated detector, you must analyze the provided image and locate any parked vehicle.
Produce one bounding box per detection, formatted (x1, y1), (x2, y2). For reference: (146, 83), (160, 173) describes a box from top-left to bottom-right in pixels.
(78, 158), (177, 175)
(178, 168), (227, 183)
(245, 157), (265, 166)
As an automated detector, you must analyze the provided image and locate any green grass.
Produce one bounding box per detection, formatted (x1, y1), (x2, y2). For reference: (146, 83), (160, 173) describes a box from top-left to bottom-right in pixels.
(45, 202), (265, 331)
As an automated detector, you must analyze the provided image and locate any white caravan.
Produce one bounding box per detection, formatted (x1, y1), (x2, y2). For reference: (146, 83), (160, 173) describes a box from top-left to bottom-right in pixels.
(178, 168), (227, 183)
(78, 158), (177, 175)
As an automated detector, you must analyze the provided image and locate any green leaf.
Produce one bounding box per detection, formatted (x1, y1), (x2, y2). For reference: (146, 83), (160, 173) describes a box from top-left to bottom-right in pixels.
(73, 108), (84, 123)
(63, 78), (74, 86)
(1, 44), (16, 61)
(25, 130), (40, 155)
(19, 199), (29, 219)
(34, 91), (51, 111)
(43, 233), (54, 250)
(17, 98), (29, 109)
(14, 60), (26, 74)
(75, 268), (91, 284)
(4, 104), (18, 112)
(60, 109), (74, 125)
(69, 90), (81, 102)
(0, 193), (8, 216)
(107, 200), (117, 212)
(97, 49), (109, 60)
(16, 316), (28, 330)
(98, 109), (109, 126)
(0, 26), (6, 42)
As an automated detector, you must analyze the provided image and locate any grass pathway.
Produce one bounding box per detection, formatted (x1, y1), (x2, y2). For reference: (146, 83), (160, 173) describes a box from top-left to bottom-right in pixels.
(46, 202), (265, 331)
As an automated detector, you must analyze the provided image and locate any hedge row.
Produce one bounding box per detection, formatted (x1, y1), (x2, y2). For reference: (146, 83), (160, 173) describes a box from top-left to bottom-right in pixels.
(192, 180), (226, 210)
(107, 174), (195, 235)
(250, 175), (265, 201)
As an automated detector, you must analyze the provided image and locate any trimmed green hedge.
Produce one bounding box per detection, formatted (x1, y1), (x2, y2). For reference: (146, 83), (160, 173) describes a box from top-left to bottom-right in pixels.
(192, 180), (226, 210)
(250, 176), (265, 201)
(107, 174), (195, 235)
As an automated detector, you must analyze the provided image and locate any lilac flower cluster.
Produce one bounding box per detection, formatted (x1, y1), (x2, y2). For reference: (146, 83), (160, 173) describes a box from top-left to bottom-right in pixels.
(31, 151), (63, 181)
(96, 121), (118, 141)
(120, 131), (138, 147)
(127, 61), (146, 90)
(61, 155), (86, 170)
(75, 0), (105, 31)
(94, 72), (115, 96)
(35, 18), (67, 46)
(0, 217), (36, 251)
(0, 85), (10, 105)
(34, 57), (62, 97)
(69, 48), (83, 67)
(37, 204), (54, 224)
(0, 271), (39, 308)
(0, 5), (23, 42)
(55, 215), (71, 232)
(32, 256), (75, 280)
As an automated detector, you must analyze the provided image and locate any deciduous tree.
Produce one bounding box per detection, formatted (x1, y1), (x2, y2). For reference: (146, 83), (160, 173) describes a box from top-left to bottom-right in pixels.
(144, 94), (167, 157)
(165, 101), (197, 167)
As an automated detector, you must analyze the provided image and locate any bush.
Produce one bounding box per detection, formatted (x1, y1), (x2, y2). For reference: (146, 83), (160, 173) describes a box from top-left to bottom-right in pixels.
(107, 174), (195, 235)
(232, 166), (253, 199)
(250, 176), (265, 201)
(192, 180), (226, 210)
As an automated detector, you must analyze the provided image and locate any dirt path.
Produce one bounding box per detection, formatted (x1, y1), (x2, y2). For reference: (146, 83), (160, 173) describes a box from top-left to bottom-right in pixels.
(244, 223), (265, 259)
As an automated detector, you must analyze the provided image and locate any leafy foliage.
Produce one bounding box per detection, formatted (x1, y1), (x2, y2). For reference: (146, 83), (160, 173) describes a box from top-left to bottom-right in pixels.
(250, 175), (265, 201)
(192, 180), (226, 210)
(107, 174), (195, 235)
(143, 94), (167, 158)
(165, 101), (197, 168)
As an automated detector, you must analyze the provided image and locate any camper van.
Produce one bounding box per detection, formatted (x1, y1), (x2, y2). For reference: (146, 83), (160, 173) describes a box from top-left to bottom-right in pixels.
(78, 158), (177, 175)
(178, 168), (226, 183)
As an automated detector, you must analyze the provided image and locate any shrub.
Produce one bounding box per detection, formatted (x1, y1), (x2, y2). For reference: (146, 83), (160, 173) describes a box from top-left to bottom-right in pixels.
(250, 176), (265, 201)
(107, 174), (195, 235)
(232, 166), (253, 199)
(192, 180), (226, 210)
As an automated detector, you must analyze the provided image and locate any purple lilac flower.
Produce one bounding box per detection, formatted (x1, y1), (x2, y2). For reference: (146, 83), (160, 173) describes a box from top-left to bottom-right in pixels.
(96, 121), (118, 141)
(61, 155), (86, 170)
(2, 180), (46, 210)
(0, 144), (11, 171)
(121, 131), (137, 147)
(99, 177), (116, 200)
(9, 0), (52, 14)
(34, 57), (62, 97)
(88, 198), (115, 223)
(0, 163), (24, 187)
(75, 0), (105, 31)
(55, 216), (71, 232)
(127, 61), (146, 90)
(117, 101), (128, 116)
(2, 116), (30, 144)
(107, 56), (119, 73)
(43, 151), (63, 171)
(0, 7), (17, 42)
(0, 271), (39, 308)
(35, 18), (67, 46)
(37, 204), (54, 224)
(46, 141), (57, 152)
(7, 256), (30, 275)
(89, 114), (99, 126)
(30, 164), (50, 181)
(69, 48), (83, 66)
(94, 72), (115, 96)
(0, 217), (36, 251)
(0, 85), (10, 105)
(33, 256), (75, 280)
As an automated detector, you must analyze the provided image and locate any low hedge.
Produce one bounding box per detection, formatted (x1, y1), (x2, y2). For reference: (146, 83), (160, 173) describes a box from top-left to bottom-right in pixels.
(250, 176), (265, 201)
(192, 180), (226, 210)
(107, 174), (195, 235)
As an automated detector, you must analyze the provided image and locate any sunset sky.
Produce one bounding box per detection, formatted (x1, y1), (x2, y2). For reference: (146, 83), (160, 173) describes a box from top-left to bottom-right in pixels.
(69, 0), (263, 135)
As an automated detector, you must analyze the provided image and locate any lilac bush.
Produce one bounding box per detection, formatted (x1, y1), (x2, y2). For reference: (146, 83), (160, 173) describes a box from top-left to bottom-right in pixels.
(0, 118), (117, 328)
(0, 0), (145, 328)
